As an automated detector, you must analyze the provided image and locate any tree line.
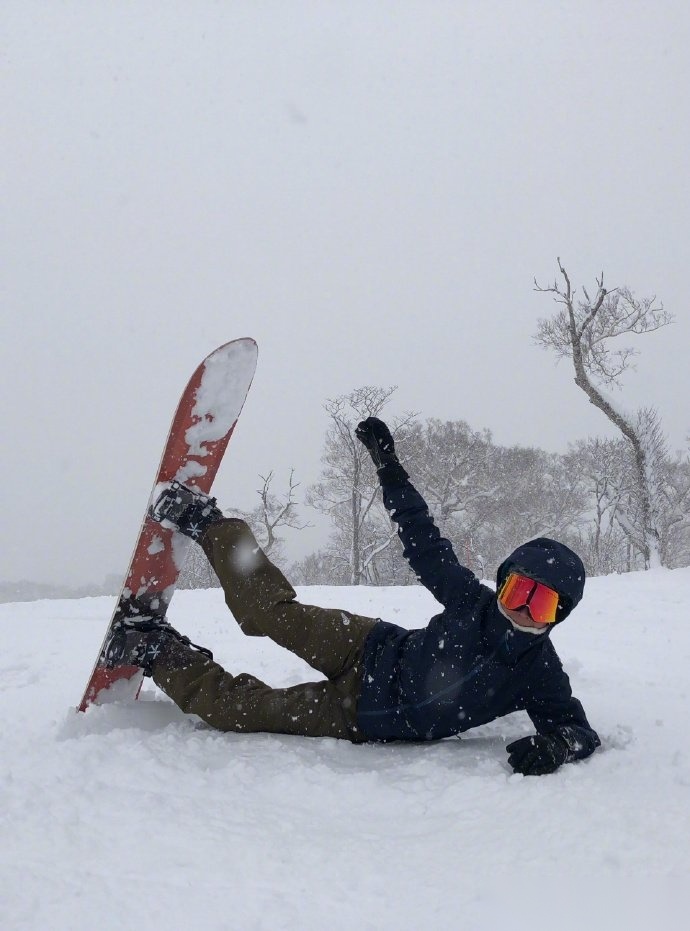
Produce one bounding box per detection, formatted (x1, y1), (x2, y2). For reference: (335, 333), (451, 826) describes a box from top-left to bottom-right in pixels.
(291, 400), (689, 584)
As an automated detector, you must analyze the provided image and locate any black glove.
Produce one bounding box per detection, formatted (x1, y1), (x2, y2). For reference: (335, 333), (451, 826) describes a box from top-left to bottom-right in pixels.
(506, 734), (569, 776)
(355, 417), (398, 468)
(355, 417), (409, 485)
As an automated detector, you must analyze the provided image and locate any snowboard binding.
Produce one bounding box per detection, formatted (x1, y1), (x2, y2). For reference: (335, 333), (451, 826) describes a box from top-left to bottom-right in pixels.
(149, 480), (223, 540)
(103, 609), (213, 676)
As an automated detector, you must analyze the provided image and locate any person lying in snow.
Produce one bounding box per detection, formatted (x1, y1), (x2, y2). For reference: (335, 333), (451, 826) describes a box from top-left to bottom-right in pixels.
(107, 417), (600, 776)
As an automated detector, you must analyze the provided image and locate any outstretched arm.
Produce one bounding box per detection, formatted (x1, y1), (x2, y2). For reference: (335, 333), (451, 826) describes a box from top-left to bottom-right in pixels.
(356, 417), (485, 609)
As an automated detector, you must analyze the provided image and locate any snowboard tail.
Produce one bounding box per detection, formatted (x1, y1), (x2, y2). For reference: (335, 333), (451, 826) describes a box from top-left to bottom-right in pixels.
(78, 338), (258, 712)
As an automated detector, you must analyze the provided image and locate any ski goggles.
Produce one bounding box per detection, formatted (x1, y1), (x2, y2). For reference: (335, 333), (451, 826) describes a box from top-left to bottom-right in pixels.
(498, 572), (560, 624)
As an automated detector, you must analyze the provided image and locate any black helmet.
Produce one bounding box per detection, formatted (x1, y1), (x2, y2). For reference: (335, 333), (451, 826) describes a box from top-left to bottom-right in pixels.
(496, 537), (586, 624)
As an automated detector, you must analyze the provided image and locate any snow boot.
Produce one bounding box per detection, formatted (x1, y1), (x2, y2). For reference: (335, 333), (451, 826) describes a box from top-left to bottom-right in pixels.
(149, 480), (224, 541)
(103, 595), (213, 677)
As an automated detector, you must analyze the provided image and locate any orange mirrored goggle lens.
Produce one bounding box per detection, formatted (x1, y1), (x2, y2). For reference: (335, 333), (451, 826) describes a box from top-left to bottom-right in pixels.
(498, 573), (559, 623)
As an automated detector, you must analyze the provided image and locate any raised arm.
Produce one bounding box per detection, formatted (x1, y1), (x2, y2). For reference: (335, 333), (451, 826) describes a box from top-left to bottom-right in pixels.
(355, 417), (485, 609)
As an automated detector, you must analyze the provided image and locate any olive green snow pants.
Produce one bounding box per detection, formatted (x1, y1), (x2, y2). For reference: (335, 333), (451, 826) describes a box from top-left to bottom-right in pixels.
(151, 519), (378, 742)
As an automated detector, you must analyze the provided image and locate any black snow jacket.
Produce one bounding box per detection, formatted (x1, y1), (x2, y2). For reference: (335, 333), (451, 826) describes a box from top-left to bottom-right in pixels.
(356, 473), (600, 764)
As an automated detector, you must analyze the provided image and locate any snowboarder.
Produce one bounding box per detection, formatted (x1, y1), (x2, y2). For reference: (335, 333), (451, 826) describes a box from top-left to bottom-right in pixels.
(107, 417), (600, 775)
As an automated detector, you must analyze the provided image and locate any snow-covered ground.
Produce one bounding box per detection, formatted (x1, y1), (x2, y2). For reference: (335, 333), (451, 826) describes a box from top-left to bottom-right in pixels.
(2, 569), (689, 930)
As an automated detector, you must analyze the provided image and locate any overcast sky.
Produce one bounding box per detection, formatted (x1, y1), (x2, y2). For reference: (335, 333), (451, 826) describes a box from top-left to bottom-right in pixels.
(3, 1), (689, 587)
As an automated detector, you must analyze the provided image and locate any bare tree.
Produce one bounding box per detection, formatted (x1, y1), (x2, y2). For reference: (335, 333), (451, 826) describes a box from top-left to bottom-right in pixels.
(180, 470), (308, 587)
(307, 386), (416, 585)
(473, 443), (587, 572)
(651, 441), (690, 568)
(564, 437), (633, 574)
(402, 419), (497, 576)
(404, 420), (496, 526)
(535, 259), (674, 567)
(290, 550), (350, 586)
(244, 469), (309, 558)
(178, 542), (219, 590)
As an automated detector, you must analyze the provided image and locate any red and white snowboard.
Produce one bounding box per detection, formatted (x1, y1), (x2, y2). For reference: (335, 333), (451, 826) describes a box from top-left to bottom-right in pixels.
(78, 338), (258, 712)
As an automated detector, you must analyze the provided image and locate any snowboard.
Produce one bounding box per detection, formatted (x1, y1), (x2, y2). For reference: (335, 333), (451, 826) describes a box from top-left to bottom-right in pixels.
(77, 337), (258, 712)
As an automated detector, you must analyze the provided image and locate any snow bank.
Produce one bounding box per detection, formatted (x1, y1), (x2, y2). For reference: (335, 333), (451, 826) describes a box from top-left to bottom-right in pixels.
(1, 570), (689, 929)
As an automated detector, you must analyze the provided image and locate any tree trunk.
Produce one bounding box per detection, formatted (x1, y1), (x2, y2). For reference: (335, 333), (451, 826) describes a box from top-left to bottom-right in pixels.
(568, 311), (661, 568)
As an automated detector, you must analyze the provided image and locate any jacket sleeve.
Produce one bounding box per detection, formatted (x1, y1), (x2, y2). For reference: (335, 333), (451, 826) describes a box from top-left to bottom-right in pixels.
(523, 643), (601, 763)
(380, 471), (485, 610)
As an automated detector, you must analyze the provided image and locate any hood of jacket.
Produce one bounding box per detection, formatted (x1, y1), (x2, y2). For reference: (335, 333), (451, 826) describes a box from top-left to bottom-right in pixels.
(496, 537), (586, 624)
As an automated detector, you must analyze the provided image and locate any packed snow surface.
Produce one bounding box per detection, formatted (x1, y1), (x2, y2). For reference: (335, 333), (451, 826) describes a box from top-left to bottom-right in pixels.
(2, 569), (689, 930)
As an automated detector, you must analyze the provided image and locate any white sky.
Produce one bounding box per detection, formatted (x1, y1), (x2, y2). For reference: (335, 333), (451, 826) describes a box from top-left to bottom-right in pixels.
(2, 1), (689, 586)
